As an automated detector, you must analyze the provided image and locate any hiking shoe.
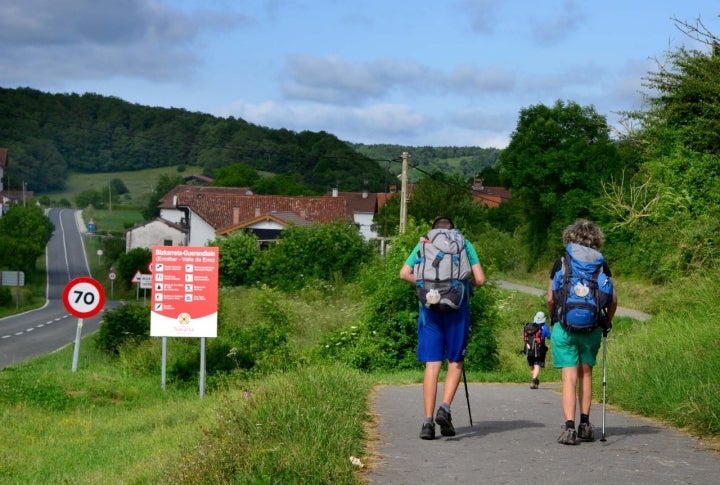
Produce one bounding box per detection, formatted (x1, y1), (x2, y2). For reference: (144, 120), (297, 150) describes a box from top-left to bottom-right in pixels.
(530, 378), (539, 389)
(557, 426), (577, 445)
(578, 422), (595, 442)
(435, 407), (456, 437)
(419, 422), (436, 440)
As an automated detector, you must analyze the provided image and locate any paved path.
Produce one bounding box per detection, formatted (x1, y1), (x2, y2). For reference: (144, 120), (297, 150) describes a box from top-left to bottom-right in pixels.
(365, 383), (720, 484)
(493, 280), (652, 321)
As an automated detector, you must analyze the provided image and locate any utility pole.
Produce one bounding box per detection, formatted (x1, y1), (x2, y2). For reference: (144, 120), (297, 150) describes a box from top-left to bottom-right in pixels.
(399, 152), (409, 234)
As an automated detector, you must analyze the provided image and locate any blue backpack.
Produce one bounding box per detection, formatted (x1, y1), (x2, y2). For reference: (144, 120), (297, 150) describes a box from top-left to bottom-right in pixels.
(551, 243), (613, 331)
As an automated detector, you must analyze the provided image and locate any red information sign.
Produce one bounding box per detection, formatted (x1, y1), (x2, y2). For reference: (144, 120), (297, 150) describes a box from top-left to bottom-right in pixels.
(149, 246), (219, 338)
(62, 277), (106, 318)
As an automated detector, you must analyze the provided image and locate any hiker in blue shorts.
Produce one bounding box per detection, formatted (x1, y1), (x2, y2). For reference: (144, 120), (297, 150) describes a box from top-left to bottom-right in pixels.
(399, 216), (486, 440)
(547, 220), (617, 445)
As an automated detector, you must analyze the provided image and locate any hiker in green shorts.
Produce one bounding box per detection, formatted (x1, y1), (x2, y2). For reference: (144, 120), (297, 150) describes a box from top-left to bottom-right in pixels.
(547, 220), (617, 445)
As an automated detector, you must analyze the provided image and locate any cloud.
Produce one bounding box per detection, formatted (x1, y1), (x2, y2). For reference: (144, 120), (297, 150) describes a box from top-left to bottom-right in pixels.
(528, 1), (585, 44)
(0, 0), (248, 83)
(282, 54), (516, 104)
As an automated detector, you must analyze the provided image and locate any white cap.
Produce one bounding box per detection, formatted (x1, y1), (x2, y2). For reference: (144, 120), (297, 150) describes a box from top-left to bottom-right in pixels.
(533, 311), (546, 324)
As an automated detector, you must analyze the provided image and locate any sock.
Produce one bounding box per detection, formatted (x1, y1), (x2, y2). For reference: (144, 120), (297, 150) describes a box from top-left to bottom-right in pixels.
(423, 417), (434, 425)
(580, 414), (589, 424)
(565, 420), (575, 429)
(441, 402), (451, 413)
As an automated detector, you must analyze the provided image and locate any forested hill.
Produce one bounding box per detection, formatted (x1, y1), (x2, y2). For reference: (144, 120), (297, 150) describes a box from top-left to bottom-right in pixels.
(352, 144), (501, 183)
(0, 87), (498, 194)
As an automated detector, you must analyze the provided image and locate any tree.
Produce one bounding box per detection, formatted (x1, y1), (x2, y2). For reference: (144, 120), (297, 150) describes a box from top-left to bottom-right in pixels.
(606, 19), (720, 280)
(212, 163), (259, 188)
(0, 205), (54, 272)
(498, 100), (620, 265)
(116, 248), (151, 289)
(143, 173), (184, 220)
(210, 231), (260, 287)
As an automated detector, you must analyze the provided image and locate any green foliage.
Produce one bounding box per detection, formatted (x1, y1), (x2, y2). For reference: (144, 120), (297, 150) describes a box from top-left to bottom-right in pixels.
(101, 235), (126, 269)
(211, 231), (261, 287)
(116, 247), (151, 289)
(172, 287), (297, 383)
(0, 205), (54, 272)
(96, 303), (150, 355)
(0, 87), (390, 196)
(317, 222), (501, 372)
(143, 173), (184, 219)
(167, 365), (373, 484)
(109, 178), (129, 195)
(498, 100), (621, 266)
(4, 137), (67, 192)
(603, 27), (720, 281)
(212, 162), (259, 187)
(251, 173), (318, 195)
(75, 188), (105, 209)
(247, 220), (374, 291)
(0, 286), (12, 307)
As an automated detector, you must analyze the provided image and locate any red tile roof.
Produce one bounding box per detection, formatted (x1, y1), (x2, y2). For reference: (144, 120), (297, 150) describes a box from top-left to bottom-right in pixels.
(158, 185), (253, 209)
(174, 191), (350, 232)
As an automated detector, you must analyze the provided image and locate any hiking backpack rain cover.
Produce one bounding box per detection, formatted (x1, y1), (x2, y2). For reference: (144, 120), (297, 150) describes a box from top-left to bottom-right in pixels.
(413, 228), (471, 312)
(523, 322), (543, 358)
(551, 243), (614, 330)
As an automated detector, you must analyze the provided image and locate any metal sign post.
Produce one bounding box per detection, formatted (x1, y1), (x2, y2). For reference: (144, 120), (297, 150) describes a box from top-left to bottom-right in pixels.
(62, 277), (106, 372)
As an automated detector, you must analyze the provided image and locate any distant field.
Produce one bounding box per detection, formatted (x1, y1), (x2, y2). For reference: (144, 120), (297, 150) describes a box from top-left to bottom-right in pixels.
(43, 165), (205, 208)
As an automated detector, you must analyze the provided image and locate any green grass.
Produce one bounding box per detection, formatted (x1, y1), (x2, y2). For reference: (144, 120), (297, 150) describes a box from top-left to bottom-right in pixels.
(42, 165), (204, 209)
(2, 259), (719, 482)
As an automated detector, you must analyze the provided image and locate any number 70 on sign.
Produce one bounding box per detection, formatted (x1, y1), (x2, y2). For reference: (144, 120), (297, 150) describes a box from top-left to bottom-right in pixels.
(62, 277), (106, 318)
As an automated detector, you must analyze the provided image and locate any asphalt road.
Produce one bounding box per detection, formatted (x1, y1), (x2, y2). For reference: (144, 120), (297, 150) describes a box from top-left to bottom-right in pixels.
(366, 383), (720, 484)
(0, 208), (120, 369)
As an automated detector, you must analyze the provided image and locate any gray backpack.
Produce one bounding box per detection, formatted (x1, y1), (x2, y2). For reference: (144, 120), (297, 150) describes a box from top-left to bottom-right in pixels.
(412, 228), (471, 312)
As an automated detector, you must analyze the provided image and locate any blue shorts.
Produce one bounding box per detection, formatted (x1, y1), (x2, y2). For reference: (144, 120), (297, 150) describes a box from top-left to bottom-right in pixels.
(417, 303), (470, 363)
(551, 324), (601, 368)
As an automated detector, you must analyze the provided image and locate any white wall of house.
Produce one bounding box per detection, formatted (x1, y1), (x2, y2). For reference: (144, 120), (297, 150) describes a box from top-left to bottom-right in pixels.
(354, 212), (377, 240)
(125, 220), (186, 252)
(186, 209), (219, 246)
(160, 207), (185, 224)
(248, 220), (285, 230)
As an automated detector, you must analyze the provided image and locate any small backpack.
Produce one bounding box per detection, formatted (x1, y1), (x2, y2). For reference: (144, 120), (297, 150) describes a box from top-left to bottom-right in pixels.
(412, 228), (471, 312)
(551, 243), (614, 331)
(523, 322), (543, 358)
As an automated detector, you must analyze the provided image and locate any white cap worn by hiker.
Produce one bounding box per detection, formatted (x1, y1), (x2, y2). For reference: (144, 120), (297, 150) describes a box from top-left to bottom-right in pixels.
(534, 311), (546, 324)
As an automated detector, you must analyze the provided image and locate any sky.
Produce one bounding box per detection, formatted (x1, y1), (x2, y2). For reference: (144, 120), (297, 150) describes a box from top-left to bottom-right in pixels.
(1, 1), (718, 149)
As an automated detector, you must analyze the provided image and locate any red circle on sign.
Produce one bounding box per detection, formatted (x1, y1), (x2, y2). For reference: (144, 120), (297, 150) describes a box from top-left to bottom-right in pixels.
(62, 277), (106, 318)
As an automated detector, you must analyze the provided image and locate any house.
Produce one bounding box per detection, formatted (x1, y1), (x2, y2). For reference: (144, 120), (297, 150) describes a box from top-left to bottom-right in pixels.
(125, 185), (351, 250)
(157, 185), (254, 225)
(175, 191), (350, 246)
(471, 178), (512, 208)
(326, 187), (378, 240)
(124, 218), (187, 252)
(0, 148), (35, 215)
(216, 211), (313, 245)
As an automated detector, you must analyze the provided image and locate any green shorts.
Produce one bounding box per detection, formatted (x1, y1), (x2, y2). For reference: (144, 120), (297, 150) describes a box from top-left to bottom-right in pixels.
(551, 324), (602, 368)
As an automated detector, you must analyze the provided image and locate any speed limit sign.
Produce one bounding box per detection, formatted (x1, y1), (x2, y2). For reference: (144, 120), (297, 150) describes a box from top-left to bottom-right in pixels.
(62, 277), (106, 318)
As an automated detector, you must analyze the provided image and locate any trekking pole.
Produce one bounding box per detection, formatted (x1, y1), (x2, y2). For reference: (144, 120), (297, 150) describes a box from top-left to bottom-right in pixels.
(462, 367), (473, 427)
(600, 333), (608, 442)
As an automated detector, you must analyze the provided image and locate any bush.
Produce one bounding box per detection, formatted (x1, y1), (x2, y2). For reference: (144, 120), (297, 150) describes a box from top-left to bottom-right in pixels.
(247, 220), (374, 291)
(211, 231), (260, 287)
(0, 287), (12, 307)
(96, 303), (150, 355)
(317, 222), (501, 372)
